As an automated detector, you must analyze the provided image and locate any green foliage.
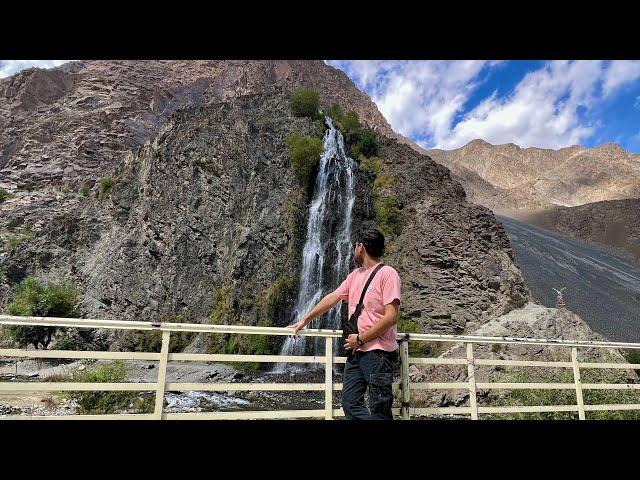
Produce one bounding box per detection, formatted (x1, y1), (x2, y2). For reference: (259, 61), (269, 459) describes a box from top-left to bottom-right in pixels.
(285, 132), (322, 187)
(79, 186), (91, 197)
(341, 111), (361, 137)
(327, 103), (344, 125)
(53, 336), (87, 351)
(209, 286), (233, 325)
(121, 314), (195, 353)
(358, 156), (402, 239)
(290, 87), (320, 119)
(207, 278), (296, 371)
(65, 361), (154, 415)
(0, 188), (13, 203)
(359, 156), (381, 178)
(99, 177), (115, 199)
(326, 105), (377, 158)
(3, 230), (34, 252)
(622, 349), (640, 371)
(397, 314), (441, 357)
(5, 276), (79, 349)
(373, 180), (402, 239)
(484, 359), (640, 420)
(353, 128), (378, 158)
(327, 104), (360, 138)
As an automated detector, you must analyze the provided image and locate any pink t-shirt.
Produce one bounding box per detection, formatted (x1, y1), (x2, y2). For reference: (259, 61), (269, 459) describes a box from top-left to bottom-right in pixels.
(333, 264), (401, 352)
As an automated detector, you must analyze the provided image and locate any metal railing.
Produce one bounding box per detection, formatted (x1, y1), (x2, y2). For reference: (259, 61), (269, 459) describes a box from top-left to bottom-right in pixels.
(1, 314), (640, 420)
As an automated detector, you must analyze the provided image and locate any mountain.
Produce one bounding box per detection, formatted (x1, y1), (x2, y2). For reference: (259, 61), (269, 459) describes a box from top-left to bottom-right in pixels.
(505, 198), (640, 264)
(425, 139), (640, 210)
(0, 60), (397, 191)
(0, 61), (531, 356)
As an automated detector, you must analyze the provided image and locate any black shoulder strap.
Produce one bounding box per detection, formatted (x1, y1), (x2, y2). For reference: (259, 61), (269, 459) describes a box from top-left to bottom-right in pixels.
(357, 263), (385, 307)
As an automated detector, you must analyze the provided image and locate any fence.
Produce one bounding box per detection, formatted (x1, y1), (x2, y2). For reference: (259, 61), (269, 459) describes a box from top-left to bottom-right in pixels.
(1, 314), (640, 419)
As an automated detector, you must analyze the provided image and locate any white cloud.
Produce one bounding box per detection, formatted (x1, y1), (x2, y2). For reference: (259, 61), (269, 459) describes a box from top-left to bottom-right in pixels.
(602, 60), (640, 96)
(441, 61), (603, 149)
(0, 60), (69, 79)
(327, 60), (494, 144)
(329, 60), (640, 150)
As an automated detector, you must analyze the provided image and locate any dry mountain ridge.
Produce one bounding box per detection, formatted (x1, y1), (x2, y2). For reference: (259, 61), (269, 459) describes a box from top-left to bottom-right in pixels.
(425, 139), (640, 210)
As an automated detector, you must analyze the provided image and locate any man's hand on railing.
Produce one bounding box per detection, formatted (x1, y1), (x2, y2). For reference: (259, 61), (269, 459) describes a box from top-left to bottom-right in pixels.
(287, 319), (308, 334)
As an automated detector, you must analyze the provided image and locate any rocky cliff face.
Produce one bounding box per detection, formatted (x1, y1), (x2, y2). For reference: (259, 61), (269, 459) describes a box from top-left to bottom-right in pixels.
(1, 61), (533, 353)
(514, 198), (640, 264)
(425, 140), (640, 210)
(0, 60), (395, 191)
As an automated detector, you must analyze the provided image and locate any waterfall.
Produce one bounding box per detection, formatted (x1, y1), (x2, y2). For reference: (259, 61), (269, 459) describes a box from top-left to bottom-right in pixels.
(274, 117), (356, 372)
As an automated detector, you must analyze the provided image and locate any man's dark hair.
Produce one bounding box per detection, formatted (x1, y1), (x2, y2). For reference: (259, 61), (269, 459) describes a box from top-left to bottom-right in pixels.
(356, 228), (385, 258)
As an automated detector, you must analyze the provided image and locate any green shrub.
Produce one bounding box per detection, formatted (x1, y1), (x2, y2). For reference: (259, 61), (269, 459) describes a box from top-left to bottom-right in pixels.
(359, 156), (382, 178)
(327, 103), (344, 125)
(0, 188), (13, 203)
(374, 196), (402, 238)
(5, 276), (79, 349)
(290, 87), (320, 118)
(353, 129), (378, 158)
(65, 361), (154, 415)
(357, 155), (402, 239)
(79, 186), (91, 197)
(285, 132), (322, 187)
(99, 177), (115, 199)
(341, 111), (361, 138)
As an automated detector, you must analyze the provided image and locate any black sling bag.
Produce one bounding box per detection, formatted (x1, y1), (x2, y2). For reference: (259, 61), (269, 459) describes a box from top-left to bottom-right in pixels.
(341, 263), (385, 343)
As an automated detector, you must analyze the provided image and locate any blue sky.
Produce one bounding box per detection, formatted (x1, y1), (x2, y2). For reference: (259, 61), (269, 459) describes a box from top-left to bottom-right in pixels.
(2, 60), (640, 153)
(327, 60), (640, 153)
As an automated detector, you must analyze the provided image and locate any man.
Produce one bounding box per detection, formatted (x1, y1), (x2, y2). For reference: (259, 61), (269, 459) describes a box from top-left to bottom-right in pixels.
(288, 228), (401, 420)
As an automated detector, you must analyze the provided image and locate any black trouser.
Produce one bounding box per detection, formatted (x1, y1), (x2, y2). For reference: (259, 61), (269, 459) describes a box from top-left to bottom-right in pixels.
(342, 349), (398, 420)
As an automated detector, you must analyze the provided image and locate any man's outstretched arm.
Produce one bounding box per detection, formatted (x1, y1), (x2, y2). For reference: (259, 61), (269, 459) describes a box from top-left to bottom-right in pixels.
(287, 292), (341, 333)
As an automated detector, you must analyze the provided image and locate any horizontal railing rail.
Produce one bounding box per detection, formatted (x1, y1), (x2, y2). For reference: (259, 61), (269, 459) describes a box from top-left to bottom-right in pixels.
(1, 314), (640, 420)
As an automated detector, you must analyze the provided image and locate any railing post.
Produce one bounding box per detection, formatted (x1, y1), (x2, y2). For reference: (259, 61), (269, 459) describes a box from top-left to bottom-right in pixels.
(571, 347), (586, 420)
(154, 330), (170, 420)
(400, 339), (410, 420)
(466, 342), (478, 420)
(324, 337), (333, 420)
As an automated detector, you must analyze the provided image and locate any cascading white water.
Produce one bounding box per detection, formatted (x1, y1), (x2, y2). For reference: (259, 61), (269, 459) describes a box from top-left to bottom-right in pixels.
(274, 117), (356, 372)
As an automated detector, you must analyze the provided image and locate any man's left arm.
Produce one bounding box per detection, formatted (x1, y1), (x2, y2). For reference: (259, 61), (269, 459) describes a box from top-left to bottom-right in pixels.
(359, 300), (400, 343)
(344, 301), (399, 351)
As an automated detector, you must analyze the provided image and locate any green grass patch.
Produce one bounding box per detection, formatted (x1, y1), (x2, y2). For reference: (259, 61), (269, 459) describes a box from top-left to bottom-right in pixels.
(483, 358), (640, 420)
(0, 188), (14, 203)
(285, 131), (322, 187)
(63, 361), (154, 415)
(79, 186), (91, 197)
